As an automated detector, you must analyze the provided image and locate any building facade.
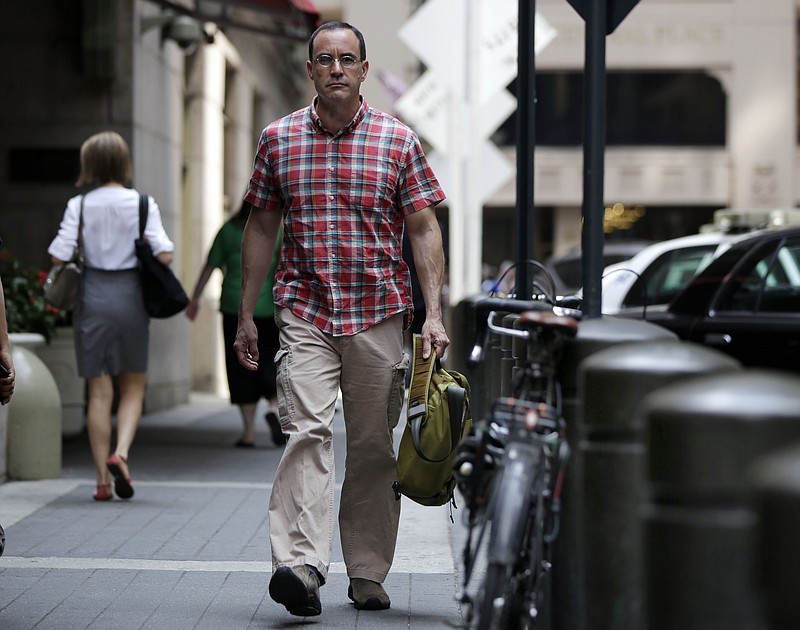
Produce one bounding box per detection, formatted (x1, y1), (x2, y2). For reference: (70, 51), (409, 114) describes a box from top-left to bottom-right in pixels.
(0, 0), (316, 406)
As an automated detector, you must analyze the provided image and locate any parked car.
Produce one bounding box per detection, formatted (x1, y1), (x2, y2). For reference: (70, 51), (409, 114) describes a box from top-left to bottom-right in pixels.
(617, 227), (800, 373)
(544, 240), (653, 296)
(601, 231), (743, 315)
(601, 207), (800, 315)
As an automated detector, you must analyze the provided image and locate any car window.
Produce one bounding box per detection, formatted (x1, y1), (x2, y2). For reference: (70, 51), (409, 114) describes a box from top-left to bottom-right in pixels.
(621, 245), (717, 308)
(716, 238), (800, 313)
(553, 252), (644, 293)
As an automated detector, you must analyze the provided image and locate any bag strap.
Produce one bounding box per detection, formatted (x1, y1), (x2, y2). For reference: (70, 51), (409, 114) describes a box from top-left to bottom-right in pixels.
(74, 195), (85, 264)
(407, 334), (460, 464)
(407, 333), (435, 425)
(138, 194), (148, 239)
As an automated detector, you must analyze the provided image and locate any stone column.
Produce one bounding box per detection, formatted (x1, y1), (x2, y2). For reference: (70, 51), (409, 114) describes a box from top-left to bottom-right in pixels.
(728, 0), (796, 208)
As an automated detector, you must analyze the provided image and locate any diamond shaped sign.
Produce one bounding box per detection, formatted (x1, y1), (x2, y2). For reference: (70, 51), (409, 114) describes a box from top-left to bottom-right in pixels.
(396, 70), (517, 154)
(400, 0), (557, 104)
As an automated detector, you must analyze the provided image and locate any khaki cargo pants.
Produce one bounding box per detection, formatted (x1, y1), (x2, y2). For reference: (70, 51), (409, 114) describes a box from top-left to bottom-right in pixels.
(269, 307), (409, 583)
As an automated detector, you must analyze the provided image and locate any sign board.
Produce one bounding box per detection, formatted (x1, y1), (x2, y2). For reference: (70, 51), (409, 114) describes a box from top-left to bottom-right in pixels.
(427, 142), (514, 206)
(565, 0), (641, 35)
(395, 71), (517, 154)
(399, 0), (555, 103)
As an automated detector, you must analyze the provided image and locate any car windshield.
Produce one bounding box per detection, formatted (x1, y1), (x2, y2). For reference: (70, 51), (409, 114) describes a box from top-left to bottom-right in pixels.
(715, 238), (800, 313)
(548, 241), (652, 293)
(621, 245), (718, 308)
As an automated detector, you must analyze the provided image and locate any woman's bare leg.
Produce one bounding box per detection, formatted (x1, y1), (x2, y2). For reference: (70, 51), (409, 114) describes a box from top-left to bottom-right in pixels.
(114, 371), (146, 461)
(87, 374), (114, 486)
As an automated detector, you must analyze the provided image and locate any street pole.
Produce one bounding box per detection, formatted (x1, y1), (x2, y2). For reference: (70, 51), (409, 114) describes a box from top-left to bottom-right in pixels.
(580, 0), (607, 318)
(467, 0), (483, 299)
(515, 0), (536, 300)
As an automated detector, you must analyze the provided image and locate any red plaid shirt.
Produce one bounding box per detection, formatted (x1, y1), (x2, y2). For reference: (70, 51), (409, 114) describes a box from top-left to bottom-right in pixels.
(245, 98), (445, 336)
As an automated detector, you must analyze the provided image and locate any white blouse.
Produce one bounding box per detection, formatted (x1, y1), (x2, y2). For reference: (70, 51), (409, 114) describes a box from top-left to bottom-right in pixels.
(48, 186), (175, 270)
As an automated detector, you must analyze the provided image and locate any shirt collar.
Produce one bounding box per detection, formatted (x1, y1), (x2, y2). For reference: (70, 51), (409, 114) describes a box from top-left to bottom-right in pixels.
(309, 96), (368, 136)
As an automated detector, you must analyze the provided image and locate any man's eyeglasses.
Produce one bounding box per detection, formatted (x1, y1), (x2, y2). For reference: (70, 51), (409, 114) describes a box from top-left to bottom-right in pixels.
(314, 54), (360, 69)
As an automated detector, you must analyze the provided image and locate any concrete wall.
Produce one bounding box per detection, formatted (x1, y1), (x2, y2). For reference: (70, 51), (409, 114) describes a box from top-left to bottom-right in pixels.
(180, 25), (308, 396)
(535, 0), (797, 254)
(0, 0), (309, 407)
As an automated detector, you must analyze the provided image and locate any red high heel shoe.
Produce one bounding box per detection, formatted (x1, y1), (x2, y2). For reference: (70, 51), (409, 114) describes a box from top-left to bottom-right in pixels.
(93, 483), (112, 501)
(106, 454), (134, 499)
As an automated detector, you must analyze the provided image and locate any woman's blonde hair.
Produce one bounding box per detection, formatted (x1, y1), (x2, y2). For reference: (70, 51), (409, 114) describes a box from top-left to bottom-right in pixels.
(76, 131), (133, 186)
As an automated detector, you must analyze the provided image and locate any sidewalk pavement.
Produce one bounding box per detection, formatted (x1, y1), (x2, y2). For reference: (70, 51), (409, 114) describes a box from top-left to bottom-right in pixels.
(0, 393), (470, 629)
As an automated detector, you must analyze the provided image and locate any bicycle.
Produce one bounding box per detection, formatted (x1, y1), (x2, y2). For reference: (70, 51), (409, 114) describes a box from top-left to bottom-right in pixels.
(454, 296), (580, 630)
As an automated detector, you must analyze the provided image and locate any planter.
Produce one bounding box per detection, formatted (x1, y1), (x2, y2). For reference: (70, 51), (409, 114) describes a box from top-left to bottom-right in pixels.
(6, 333), (61, 480)
(36, 327), (85, 437)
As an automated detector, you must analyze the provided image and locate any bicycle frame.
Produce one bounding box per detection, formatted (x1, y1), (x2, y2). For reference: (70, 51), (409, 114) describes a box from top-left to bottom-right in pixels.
(454, 297), (579, 630)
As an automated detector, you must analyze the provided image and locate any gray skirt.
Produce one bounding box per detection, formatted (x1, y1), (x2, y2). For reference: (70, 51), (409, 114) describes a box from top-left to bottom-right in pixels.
(74, 268), (149, 377)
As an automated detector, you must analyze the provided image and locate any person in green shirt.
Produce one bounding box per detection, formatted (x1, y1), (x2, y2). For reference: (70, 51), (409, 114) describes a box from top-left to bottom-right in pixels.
(186, 201), (285, 447)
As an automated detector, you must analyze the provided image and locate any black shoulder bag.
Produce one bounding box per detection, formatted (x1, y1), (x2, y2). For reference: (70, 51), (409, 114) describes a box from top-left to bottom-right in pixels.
(135, 194), (189, 318)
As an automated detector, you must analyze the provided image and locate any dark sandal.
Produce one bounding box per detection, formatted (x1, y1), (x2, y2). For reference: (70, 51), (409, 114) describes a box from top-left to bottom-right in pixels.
(106, 453), (134, 499)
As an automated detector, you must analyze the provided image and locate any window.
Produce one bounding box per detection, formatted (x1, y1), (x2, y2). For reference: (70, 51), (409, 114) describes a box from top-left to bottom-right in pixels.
(494, 71), (727, 147)
(622, 245), (718, 308)
(716, 239), (800, 313)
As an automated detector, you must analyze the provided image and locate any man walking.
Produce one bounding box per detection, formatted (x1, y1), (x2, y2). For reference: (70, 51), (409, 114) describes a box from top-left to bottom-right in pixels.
(234, 21), (449, 618)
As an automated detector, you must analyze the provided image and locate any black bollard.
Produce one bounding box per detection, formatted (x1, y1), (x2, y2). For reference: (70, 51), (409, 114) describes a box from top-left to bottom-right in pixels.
(552, 317), (677, 630)
(500, 313), (517, 397)
(643, 370), (800, 630)
(486, 316), (506, 404)
(447, 296), (487, 419)
(579, 341), (740, 630)
(748, 444), (800, 629)
(445, 295), (483, 376)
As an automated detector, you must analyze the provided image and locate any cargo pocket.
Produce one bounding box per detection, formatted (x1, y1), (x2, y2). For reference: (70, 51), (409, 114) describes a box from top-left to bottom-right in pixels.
(387, 351), (410, 430)
(274, 348), (294, 426)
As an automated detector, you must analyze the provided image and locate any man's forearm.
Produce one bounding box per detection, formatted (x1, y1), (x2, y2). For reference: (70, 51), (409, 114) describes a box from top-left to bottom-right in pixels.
(409, 220), (445, 321)
(239, 210), (280, 320)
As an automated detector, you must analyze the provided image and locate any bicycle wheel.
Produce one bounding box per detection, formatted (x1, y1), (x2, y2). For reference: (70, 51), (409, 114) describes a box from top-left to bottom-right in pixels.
(472, 442), (542, 630)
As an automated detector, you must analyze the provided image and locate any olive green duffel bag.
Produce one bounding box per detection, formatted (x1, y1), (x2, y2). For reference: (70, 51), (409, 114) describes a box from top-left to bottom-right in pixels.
(394, 334), (472, 507)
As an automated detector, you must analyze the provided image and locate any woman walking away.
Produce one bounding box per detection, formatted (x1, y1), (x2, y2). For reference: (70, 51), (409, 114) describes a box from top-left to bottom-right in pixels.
(48, 131), (177, 501)
(185, 201), (285, 447)
(0, 242), (15, 553)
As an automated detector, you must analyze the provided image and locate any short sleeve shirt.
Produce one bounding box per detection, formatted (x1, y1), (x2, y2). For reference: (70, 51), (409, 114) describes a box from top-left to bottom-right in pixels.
(244, 98), (445, 336)
(206, 220), (280, 317)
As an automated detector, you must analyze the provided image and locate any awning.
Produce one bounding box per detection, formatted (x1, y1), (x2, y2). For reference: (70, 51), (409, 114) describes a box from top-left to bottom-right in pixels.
(150, 0), (321, 42)
(218, 0), (320, 35)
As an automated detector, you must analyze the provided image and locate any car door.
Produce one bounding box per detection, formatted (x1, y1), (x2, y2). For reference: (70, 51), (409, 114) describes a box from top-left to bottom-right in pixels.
(686, 236), (800, 373)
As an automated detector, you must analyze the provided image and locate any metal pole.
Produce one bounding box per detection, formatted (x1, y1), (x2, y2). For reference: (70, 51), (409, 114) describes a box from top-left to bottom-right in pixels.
(515, 0), (536, 300)
(580, 0), (607, 318)
(466, 0), (484, 297)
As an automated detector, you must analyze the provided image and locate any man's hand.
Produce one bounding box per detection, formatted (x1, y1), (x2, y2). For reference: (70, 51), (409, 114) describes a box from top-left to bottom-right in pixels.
(421, 318), (450, 360)
(0, 349), (15, 406)
(234, 318), (260, 371)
